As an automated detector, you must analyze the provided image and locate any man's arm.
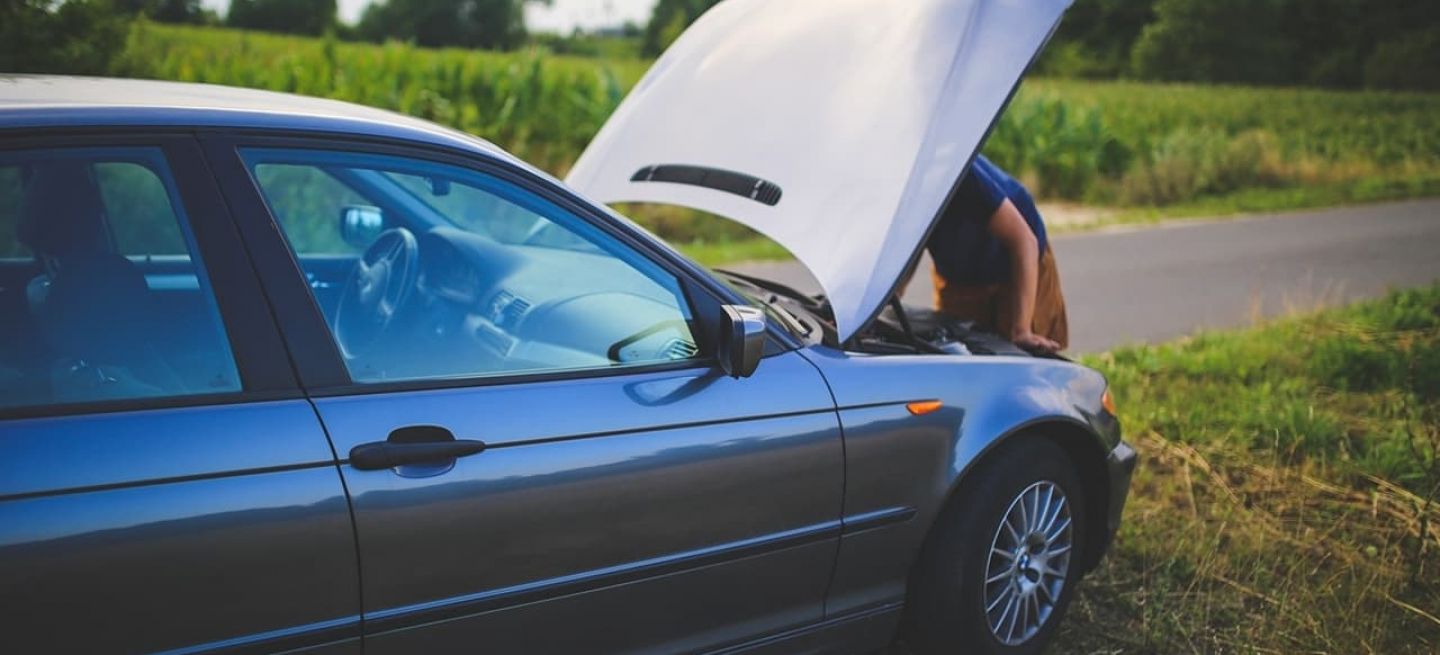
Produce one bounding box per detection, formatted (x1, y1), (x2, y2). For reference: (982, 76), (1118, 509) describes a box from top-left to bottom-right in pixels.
(988, 199), (1060, 353)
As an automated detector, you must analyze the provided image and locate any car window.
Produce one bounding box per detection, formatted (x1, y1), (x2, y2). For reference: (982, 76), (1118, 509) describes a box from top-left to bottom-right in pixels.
(380, 171), (596, 252)
(96, 162), (188, 256)
(251, 163), (370, 255)
(241, 148), (700, 384)
(0, 147), (242, 411)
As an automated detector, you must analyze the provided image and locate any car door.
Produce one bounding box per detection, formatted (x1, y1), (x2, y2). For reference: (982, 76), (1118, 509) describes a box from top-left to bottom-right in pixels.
(203, 136), (845, 654)
(0, 134), (361, 654)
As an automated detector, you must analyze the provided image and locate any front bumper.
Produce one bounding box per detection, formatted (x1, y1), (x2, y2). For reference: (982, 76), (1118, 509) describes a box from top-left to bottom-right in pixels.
(1096, 438), (1137, 562)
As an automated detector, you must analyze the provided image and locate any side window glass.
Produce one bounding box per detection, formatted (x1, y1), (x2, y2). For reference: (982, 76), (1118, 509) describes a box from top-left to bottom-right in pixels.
(383, 172), (587, 250)
(95, 162), (188, 256)
(0, 147), (241, 411)
(241, 148), (700, 384)
(252, 164), (369, 255)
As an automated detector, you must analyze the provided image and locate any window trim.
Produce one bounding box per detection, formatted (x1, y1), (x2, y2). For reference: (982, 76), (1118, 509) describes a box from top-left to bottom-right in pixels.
(199, 129), (773, 397)
(0, 130), (300, 420)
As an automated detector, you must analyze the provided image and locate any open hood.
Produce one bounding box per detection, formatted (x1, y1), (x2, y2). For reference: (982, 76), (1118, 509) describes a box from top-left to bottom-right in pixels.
(566, 0), (1070, 342)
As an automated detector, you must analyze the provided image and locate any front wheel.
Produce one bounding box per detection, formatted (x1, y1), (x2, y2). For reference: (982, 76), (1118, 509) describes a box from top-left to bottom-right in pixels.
(901, 436), (1087, 655)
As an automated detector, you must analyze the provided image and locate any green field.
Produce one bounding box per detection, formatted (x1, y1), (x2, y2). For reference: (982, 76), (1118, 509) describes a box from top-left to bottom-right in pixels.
(1053, 286), (1440, 653)
(115, 22), (649, 176)
(991, 78), (1440, 227)
(113, 22), (1440, 262)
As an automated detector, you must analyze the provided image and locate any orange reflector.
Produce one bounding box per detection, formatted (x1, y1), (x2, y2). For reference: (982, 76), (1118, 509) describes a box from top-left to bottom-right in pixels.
(1101, 389), (1117, 416)
(906, 400), (943, 416)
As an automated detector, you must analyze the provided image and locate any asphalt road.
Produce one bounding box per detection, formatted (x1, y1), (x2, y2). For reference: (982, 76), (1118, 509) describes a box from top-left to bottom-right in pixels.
(731, 199), (1440, 353)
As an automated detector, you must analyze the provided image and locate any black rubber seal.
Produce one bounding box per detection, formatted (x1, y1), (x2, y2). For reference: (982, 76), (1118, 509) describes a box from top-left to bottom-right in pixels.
(631, 164), (782, 206)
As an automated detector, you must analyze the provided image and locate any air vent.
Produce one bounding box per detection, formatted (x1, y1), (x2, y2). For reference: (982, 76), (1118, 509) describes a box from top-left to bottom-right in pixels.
(500, 297), (531, 328)
(489, 291), (514, 322)
(660, 338), (699, 360)
(475, 323), (515, 354)
(631, 164), (782, 207)
(489, 291), (531, 328)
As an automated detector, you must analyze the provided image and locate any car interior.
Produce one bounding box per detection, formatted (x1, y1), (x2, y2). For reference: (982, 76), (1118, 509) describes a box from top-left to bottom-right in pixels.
(0, 146), (709, 411)
(241, 151), (703, 384)
(0, 155), (240, 410)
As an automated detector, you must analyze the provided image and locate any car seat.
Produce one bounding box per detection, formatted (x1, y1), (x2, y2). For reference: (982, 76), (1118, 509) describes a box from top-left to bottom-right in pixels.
(16, 161), (183, 403)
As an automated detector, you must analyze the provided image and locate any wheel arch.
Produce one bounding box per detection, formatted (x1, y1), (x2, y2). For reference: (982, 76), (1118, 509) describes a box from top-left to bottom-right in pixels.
(936, 416), (1113, 575)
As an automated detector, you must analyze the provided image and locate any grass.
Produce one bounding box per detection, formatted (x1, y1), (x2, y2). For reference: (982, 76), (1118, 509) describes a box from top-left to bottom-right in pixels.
(102, 23), (1440, 264)
(1054, 285), (1440, 653)
(992, 79), (1440, 207)
(674, 238), (794, 268)
(1046, 177), (1440, 236)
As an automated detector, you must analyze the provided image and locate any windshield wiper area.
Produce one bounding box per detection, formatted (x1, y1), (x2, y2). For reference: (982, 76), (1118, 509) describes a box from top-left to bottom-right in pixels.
(714, 270), (826, 342)
(763, 293), (812, 337)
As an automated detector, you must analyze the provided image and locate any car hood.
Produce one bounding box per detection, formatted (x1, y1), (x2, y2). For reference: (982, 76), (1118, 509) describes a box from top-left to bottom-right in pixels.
(566, 0), (1069, 342)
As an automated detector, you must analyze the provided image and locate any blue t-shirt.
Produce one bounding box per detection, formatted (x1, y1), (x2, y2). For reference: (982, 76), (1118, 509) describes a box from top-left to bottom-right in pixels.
(926, 155), (1048, 286)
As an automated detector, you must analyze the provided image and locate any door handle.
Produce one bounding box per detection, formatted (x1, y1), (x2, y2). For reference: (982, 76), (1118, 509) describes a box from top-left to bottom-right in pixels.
(349, 425), (487, 471)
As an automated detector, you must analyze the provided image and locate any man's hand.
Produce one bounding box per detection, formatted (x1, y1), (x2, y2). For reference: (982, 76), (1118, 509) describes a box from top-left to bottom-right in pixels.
(1012, 329), (1061, 354)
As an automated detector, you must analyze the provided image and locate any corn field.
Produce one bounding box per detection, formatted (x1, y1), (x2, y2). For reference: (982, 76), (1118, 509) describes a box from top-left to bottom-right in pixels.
(113, 22), (1440, 244)
(117, 22), (649, 176)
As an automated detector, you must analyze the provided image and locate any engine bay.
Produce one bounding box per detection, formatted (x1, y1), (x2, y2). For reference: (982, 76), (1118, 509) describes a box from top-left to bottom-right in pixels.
(714, 270), (1041, 359)
(860, 304), (1035, 357)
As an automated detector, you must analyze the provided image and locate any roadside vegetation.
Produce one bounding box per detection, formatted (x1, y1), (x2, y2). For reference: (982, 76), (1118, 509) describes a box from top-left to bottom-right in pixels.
(114, 22), (649, 176)
(99, 22), (1440, 264)
(1056, 285), (1440, 653)
(989, 78), (1440, 235)
(5, 1), (1434, 263)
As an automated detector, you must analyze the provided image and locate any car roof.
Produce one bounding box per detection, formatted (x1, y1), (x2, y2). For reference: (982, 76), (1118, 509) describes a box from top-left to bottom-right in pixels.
(0, 75), (517, 163)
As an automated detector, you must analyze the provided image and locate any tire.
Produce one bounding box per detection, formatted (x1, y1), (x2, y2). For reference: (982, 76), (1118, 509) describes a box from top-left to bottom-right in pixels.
(901, 435), (1087, 655)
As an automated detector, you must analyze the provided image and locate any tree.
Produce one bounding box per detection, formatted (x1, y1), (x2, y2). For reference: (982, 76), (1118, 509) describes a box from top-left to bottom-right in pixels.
(1365, 26), (1440, 91)
(228, 0), (336, 36)
(1351, 0), (1440, 90)
(113, 0), (209, 24)
(1036, 0), (1155, 78)
(1127, 0), (1439, 90)
(358, 0), (549, 50)
(640, 0), (721, 57)
(0, 0), (129, 75)
(1130, 0), (1297, 85)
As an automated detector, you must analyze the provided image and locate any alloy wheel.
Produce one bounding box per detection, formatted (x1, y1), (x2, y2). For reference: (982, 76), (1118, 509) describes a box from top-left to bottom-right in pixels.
(982, 480), (1074, 646)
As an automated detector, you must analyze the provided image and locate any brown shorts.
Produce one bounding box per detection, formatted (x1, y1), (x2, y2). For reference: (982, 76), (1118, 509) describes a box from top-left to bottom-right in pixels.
(932, 247), (1069, 350)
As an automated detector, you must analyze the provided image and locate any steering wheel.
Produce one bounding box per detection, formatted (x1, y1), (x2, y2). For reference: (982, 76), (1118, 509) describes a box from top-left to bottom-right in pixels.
(334, 227), (420, 358)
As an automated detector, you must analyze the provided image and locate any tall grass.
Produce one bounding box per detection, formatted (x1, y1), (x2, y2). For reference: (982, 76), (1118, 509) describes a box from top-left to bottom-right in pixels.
(1059, 286), (1440, 653)
(110, 23), (1440, 257)
(116, 22), (648, 176)
(988, 79), (1440, 206)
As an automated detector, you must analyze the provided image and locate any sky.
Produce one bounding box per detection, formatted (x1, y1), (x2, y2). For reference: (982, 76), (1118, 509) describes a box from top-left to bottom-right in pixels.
(199, 0), (658, 33)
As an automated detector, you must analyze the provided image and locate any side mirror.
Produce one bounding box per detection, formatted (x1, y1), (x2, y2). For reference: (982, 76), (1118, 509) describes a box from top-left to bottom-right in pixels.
(340, 205), (385, 248)
(718, 305), (767, 378)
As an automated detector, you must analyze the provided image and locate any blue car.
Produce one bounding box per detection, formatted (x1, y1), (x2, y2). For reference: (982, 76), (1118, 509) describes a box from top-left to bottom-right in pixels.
(0, 1), (1132, 653)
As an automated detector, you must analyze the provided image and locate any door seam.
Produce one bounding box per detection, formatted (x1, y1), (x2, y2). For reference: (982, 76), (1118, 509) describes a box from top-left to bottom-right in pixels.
(303, 397), (369, 651)
(792, 347), (849, 619)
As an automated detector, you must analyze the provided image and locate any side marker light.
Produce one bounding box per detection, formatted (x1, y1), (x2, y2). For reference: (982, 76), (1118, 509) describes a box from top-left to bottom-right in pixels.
(907, 400), (943, 416)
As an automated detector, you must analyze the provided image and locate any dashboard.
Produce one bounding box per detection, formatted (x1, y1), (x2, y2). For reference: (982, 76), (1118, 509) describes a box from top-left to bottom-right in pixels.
(393, 227), (700, 379)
